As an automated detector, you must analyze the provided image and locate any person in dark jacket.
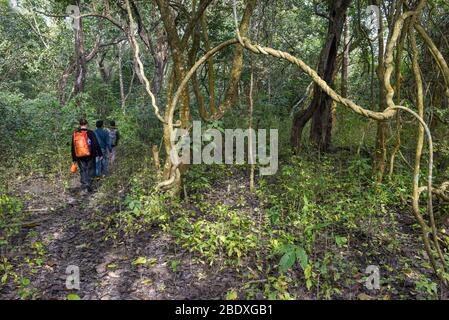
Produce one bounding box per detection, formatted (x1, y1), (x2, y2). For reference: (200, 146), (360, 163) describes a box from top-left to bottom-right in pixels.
(94, 120), (112, 177)
(106, 120), (120, 168)
(71, 118), (103, 193)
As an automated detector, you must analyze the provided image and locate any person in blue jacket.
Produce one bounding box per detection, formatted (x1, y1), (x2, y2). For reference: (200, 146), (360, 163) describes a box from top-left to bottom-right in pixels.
(94, 120), (112, 177)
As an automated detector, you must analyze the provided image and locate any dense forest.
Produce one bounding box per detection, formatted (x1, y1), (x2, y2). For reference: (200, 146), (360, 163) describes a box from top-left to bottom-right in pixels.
(0, 0), (448, 301)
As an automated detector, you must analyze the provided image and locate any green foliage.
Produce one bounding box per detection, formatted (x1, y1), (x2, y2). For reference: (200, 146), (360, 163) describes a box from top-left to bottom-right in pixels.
(132, 256), (157, 267)
(66, 293), (81, 300)
(170, 259), (181, 273)
(0, 236), (45, 299)
(0, 90), (93, 176)
(255, 153), (425, 297)
(0, 191), (25, 241)
(277, 244), (308, 273)
(173, 204), (258, 266)
(415, 277), (438, 299)
(263, 276), (294, 300)
(103, 167), (168, 238)
(226, 288), (238, 300)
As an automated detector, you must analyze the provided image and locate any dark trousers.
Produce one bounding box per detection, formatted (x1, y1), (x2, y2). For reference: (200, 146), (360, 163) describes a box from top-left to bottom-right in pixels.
(78, 157), (96, 191)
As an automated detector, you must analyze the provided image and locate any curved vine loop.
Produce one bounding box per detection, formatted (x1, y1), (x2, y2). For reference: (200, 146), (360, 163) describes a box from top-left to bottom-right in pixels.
(125, 0), (167, 124)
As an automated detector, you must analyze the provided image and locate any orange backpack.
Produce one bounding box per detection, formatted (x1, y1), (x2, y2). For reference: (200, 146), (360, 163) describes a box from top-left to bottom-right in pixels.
(73, 130), (91, 158)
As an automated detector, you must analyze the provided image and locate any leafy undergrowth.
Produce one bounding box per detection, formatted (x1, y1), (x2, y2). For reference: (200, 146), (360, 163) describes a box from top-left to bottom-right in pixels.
(175, 154), (445, 299)
(252, 153), (443, 299)
(100, 149), (447, 299)
(0, 176), (69, 299)
(1, 145), (447, 300)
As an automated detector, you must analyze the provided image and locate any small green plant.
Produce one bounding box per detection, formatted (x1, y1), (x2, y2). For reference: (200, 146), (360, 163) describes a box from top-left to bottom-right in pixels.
(263, 276), (294, 300)
(67, 293), (81, 300)
(335, 235), (348, 248)
(170, 259), (181, 273)
(277, 244), (308, 273)
(17, 277), (38, 300)
(0, 192), (25, 241)
(132, 256), (157, 267)
(226, 289), (238, 300)
(174, 205), (259, 266)
(415, 277), (438, 299)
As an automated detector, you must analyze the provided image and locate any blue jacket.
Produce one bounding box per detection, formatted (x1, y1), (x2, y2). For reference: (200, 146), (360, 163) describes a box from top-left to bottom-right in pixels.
(94, 128), (112, 152)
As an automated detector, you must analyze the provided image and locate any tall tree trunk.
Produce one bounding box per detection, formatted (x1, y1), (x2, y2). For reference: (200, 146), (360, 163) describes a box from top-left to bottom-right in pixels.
(58, 34), (100, 106)
(201, 13), (216, 115)
(155, 0), (214, 194)
(248, 64), (255, 192)
(291, 0), (351, 152)
(98, 51), (111, 83)
(73, 8), (86, 102)
(118, 42), (126, 112)
(341, 14), (350, 98)
(150, 28), (169, 96)
(372, 0), (387, 184)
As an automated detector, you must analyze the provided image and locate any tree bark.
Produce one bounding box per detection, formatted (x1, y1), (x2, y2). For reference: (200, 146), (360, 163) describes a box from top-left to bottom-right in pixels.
(341, 14), (350, 98)
(73, 6), (86, 102)
(150, 28), (169, 96)
(291, 0), (351, 152)
(118, 42), (126, 112)
(372, 0), (391, 184)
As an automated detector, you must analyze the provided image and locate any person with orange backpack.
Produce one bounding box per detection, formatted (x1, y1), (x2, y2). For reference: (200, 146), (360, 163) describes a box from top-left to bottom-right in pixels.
(71, 118), (103, 193)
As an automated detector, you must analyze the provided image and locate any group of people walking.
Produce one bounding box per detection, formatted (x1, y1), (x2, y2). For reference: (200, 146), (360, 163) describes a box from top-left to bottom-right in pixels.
(71, 118), (120, 193)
